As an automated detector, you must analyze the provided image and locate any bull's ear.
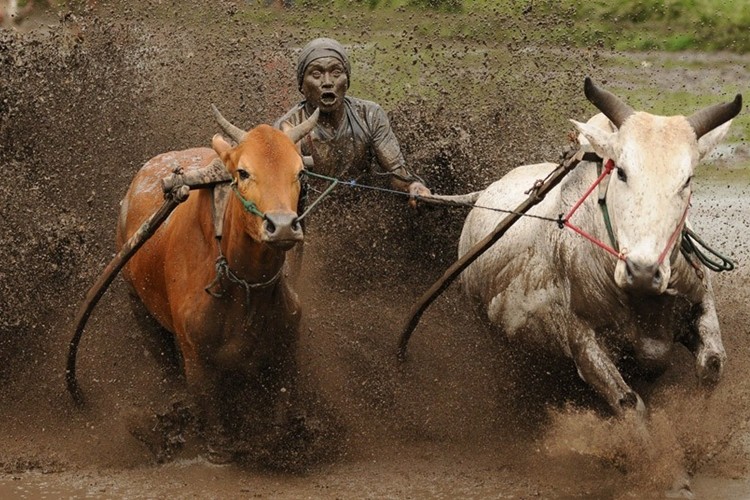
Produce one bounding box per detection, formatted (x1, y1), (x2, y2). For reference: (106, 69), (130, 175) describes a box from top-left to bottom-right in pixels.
(697, 119), (732, 161)
(212, 134), (232, 163)
(570, 119), (617, 160)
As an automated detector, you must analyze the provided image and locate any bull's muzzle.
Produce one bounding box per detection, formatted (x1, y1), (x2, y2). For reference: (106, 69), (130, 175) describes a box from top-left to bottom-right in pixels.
(262, 211), (304, 250)
(621, 257), (667, 294)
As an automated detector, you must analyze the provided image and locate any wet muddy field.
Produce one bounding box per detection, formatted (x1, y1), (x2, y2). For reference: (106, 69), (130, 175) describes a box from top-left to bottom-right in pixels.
(1, 2), (749, 498)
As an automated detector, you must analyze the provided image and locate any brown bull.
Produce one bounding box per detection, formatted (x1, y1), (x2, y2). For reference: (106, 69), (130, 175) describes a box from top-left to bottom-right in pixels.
(117, 108), (318, 463)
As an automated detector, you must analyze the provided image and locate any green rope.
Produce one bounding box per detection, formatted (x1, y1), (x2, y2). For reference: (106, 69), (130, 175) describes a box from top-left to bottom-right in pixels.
(230, 182), (265, 219)
(599, 196), (734, 274)
(681, 227), (735, 272)
(598, 200), (618, 251)
(296, 176), (340, 222)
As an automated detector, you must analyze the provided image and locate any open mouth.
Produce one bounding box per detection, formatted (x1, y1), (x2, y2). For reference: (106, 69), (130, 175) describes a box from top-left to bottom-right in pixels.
(320, 92), (337, 106)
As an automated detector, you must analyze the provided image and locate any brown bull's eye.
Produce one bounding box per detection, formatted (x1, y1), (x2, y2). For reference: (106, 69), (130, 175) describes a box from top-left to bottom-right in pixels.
(237, 169), (250, 180)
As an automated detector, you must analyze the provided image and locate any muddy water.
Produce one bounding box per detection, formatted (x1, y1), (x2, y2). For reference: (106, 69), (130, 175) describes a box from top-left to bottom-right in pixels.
(1, 2), (749, 498)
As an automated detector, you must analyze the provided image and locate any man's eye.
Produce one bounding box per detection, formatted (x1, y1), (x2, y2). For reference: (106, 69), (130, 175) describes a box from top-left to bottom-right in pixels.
(332, 70), (342, 77)
(311, 71), (321, 78)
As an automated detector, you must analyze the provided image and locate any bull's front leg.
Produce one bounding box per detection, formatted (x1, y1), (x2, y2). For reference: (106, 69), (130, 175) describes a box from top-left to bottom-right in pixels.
(182, 353), (235, 464)
(568, 323), (693, 497)
(568, 326), (646, 418)
(681, 281), (726, 386)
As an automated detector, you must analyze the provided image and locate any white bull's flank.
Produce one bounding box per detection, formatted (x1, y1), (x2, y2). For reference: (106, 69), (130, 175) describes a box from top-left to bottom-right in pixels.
(460, 79), (740, 422)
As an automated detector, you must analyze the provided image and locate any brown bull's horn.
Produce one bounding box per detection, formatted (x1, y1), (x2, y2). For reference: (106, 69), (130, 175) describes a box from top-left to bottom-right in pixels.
(211, 104), (247, 144)
(285, 108), (320, 144)
(687, 94), (743, 139)
(583, 77), (634, 129)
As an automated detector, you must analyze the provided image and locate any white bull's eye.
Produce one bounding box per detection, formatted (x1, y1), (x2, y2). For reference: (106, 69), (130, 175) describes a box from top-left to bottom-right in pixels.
(616, 167), (628, 182)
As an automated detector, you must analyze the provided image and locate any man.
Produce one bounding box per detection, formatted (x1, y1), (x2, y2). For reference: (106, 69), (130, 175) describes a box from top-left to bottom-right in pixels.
(275, 37), (431, 210)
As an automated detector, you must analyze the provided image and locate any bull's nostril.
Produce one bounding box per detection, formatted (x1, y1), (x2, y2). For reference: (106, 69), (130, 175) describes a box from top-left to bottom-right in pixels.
(291, 219), (301, 232)
(625, 261), (635, 284)
(653, 268), (662, 286)
(264, 219), (277, 235)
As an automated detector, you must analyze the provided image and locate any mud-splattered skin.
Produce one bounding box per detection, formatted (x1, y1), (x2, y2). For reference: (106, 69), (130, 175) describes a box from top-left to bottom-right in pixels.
(459, 82), (739, 493)
(276, 38), (430, 202)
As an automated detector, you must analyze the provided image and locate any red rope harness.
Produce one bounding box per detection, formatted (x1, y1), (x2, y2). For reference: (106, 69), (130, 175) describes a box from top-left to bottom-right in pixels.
(563, 159), (623, 260)
(658, 193), (691, 265)
(562, 158), (691, 263)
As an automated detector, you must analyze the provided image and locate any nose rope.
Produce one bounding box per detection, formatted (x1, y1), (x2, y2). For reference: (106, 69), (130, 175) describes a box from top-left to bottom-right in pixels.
(296, 174), (341, 222)
(230, 181), (266, 219)
(657, 194), (691, 265)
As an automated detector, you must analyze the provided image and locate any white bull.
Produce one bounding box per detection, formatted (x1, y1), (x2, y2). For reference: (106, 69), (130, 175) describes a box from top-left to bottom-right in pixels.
(460, 78), (741, 419)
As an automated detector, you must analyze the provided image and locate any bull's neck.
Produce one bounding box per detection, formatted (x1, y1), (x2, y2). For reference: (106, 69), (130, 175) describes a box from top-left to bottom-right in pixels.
(221, 200), (286, 287)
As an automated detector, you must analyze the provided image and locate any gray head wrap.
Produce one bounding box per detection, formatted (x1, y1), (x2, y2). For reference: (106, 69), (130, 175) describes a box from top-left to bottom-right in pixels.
(296, 38), (351, 91)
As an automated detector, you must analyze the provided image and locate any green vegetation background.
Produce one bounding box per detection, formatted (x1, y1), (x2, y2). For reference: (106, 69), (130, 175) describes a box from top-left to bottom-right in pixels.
(277, 0), (749, 53)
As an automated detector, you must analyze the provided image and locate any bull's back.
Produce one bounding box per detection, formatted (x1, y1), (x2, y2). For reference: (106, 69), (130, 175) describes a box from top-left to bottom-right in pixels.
(117, 147), (219, 330)
(459, 162), (560, 279)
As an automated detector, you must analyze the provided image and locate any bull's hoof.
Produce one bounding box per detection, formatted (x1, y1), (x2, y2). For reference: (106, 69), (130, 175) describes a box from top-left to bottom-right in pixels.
(128, 403), (193, 463)
(697, 352), (724, 387)
(665, 477), (693, 499)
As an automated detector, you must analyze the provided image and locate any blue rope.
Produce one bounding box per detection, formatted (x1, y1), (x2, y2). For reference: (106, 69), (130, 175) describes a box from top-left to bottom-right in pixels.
(301, 170), (563, 223)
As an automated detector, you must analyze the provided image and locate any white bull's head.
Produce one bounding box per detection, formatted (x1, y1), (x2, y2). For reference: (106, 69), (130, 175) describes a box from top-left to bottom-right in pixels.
(572, 78), (741, 294)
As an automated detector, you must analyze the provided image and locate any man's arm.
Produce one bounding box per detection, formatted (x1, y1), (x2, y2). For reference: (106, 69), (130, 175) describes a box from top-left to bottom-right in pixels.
(366, 103), (431, 205)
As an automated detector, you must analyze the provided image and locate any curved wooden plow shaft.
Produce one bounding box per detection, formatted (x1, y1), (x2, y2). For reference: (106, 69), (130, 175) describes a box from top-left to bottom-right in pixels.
(397, 149), (595, 361)
(66, 187), (188, 406)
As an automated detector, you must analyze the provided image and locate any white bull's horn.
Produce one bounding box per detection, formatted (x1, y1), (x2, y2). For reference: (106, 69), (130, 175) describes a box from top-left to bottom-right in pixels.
(285, 108), (320, 144)
(583, 77), (634, 129)
(687, 94), (743, 139)
(211, 104), (247, 144)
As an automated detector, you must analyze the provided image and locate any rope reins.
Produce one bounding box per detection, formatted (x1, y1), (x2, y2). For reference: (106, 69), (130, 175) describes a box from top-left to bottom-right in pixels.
(299, 160), (735, 274)
(299, 169), (565, 225)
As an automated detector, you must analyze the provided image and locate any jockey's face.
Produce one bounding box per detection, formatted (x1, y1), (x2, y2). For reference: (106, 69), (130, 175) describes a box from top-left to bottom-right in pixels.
(302, 57), (348, 114)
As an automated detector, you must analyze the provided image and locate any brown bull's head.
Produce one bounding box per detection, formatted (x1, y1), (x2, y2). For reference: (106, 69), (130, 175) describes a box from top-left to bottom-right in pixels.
(211, 106), (319, 249)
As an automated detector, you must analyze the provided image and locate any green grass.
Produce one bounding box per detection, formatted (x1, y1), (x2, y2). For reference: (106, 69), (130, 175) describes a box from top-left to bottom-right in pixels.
(230, 1), (750, 142)
(246, 0), (750, 53)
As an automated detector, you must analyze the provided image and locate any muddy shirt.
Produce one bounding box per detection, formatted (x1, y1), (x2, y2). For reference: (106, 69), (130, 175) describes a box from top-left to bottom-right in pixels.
(274, 96), (419, 184)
